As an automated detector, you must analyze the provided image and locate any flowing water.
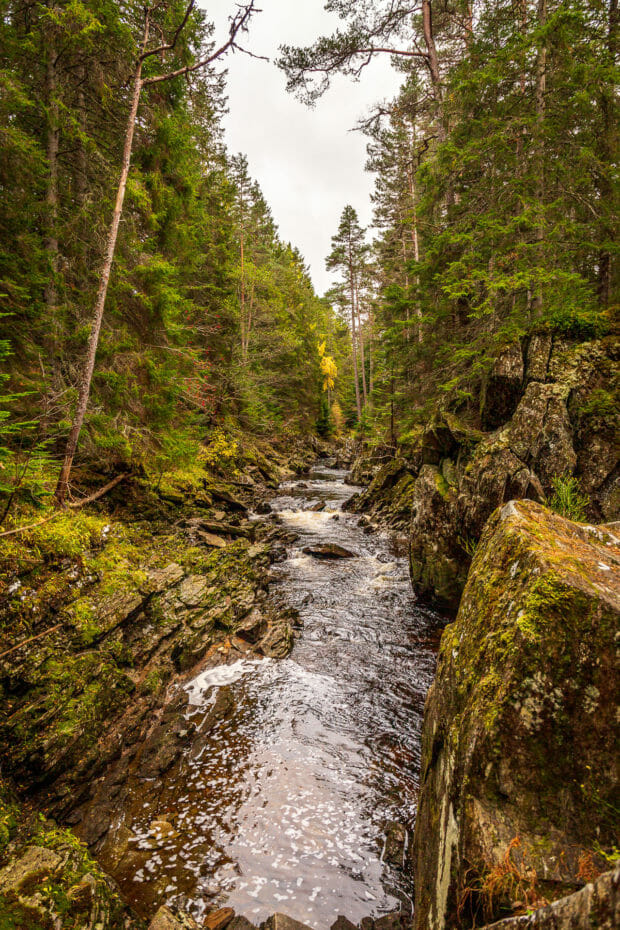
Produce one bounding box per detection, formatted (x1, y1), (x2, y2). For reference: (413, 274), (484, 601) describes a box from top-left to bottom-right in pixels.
(97, 463), (441, 928)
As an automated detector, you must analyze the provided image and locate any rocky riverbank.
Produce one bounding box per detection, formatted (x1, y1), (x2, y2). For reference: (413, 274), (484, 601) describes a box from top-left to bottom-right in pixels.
(346, 334), (619, 610)
(0, 436), (323, 928)
(412, 500), (619, 930)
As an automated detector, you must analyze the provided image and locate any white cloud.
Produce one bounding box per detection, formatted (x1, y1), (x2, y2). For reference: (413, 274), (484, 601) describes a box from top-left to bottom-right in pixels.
(201, 1), (401, 295)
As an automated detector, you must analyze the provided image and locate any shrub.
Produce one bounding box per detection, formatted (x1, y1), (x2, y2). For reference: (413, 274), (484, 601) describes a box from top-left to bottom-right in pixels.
(548, 476), (590, 522)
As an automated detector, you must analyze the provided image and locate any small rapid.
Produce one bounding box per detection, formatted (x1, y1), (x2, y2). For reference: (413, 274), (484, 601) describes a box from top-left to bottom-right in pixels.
(101, 461), (441, 928)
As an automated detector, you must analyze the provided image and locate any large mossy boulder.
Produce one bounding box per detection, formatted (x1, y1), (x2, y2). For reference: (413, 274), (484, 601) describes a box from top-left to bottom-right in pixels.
(346, 457), (419, 531)
(412, 500), (619, 930)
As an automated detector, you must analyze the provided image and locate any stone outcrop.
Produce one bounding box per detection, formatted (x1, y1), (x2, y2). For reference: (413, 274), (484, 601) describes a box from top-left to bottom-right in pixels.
(348, 335), (619, 609)
(412, 500), (620, 930)
(344, 458), (418, 532)
(0, 439), (313, 818)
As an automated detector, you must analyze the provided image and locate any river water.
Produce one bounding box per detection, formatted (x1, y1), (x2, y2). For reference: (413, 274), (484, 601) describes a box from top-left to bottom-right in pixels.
(102, 463), (440, 928)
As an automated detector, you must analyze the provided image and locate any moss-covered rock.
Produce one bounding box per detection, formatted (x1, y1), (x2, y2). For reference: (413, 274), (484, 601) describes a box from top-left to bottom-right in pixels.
(406, 335), (619, 609)
(345, 458), (418, 530)
(0, 779), (144, 929)
(412, 500), (620, 930)
(0, 440), (299, 814)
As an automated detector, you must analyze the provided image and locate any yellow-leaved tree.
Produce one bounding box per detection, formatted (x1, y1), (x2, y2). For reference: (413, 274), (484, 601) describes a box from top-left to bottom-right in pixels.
(318, 341), (338, 393)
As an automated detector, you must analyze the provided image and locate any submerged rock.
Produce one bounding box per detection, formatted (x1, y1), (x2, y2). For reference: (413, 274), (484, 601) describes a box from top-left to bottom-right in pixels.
(330, 918), (358, 930)
(413, 500), (620, 930)
(383, 820), (408, 869)
(303, 544), (358, 560)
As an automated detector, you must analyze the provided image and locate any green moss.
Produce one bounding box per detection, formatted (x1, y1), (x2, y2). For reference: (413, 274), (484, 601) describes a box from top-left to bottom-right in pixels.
(0, 785), (18, 857)
(434, 471), (452, 500)
(577, 387), (619, 420)
(0, 795), (144, 929)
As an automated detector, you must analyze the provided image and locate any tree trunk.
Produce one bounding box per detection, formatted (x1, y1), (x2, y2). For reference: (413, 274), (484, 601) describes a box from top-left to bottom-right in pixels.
(464, 2), (474, 50)
(348, 258), (362, 420)
(422, 1), (445, 142)
(598, 0), (617, 306)
(356, 282), (368, 406)
(368, 302), (374, 396)
(54, 22), (148, 506)
(76, 65), (88, 206)
(407, 143), (423, 344)
(240, 192), (248, 360)
(44, 19), (60, 380)
(532, 0), (547, 319)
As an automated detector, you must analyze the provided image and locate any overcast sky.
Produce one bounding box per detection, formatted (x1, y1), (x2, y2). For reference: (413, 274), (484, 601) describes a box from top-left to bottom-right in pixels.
(203, 1), (402, 296)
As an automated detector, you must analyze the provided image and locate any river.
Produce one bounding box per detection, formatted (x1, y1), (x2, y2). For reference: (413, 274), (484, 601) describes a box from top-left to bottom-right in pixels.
(98, 461), (441, 928)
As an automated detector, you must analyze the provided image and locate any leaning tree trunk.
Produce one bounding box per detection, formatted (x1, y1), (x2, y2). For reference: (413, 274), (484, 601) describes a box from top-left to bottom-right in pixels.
(45, 19), (60, 386)
(53, 1), (258, 505)
(532, 0), (547, 320)
(54, 29), (147, 506)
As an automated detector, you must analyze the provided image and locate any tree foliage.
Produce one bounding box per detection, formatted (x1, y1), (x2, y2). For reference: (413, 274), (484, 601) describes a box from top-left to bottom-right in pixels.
(0, 0), (344, 503)
(290, 0), (618, 438)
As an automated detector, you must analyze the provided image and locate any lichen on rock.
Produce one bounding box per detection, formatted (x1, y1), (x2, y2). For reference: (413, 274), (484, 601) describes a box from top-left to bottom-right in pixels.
(412, 500), (620, 930)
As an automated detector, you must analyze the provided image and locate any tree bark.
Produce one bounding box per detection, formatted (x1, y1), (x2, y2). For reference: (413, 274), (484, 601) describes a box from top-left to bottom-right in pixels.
(44, 15), (60, 379)
(76, 64), (88, 206)
(532, 0), (547, 319)
(348, 252), (362, 419)
(240, 212), (247, 360)
(356, 281), (368, 406)
(406, 132), (423, 344)
(422, 1), (445, 142)
(598, 0), (618, 306)
(54, 18), (149, 506)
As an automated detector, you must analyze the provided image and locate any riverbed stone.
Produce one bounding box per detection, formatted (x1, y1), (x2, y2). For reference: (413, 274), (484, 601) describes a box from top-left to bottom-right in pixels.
(303, 544), (358, 559)
(412, 500), (620, 930)
(150, 906), (202, 930)
(383, 821), (408, 869)
(330, 917), (358, 930)
(204, 907), (236, 930)
(261, 914), (314, 930)
(228, 917), (258, 930)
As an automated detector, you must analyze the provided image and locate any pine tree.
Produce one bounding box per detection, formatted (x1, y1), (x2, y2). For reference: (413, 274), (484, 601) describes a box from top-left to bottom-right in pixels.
(326, 206), (370, 421)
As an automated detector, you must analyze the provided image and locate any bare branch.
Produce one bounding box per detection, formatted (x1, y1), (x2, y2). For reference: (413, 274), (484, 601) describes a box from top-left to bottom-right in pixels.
(142, 0), (265, 87)
(141, 0), (196, 62)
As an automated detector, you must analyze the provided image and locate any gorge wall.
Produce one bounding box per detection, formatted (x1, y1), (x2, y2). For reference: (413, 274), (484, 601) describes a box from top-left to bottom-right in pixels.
(348, 334), (619, 611)
(411, 500), (619, 930)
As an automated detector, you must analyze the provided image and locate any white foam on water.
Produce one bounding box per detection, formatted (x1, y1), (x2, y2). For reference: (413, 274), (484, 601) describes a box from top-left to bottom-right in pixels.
(185, 659), (265, 707)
